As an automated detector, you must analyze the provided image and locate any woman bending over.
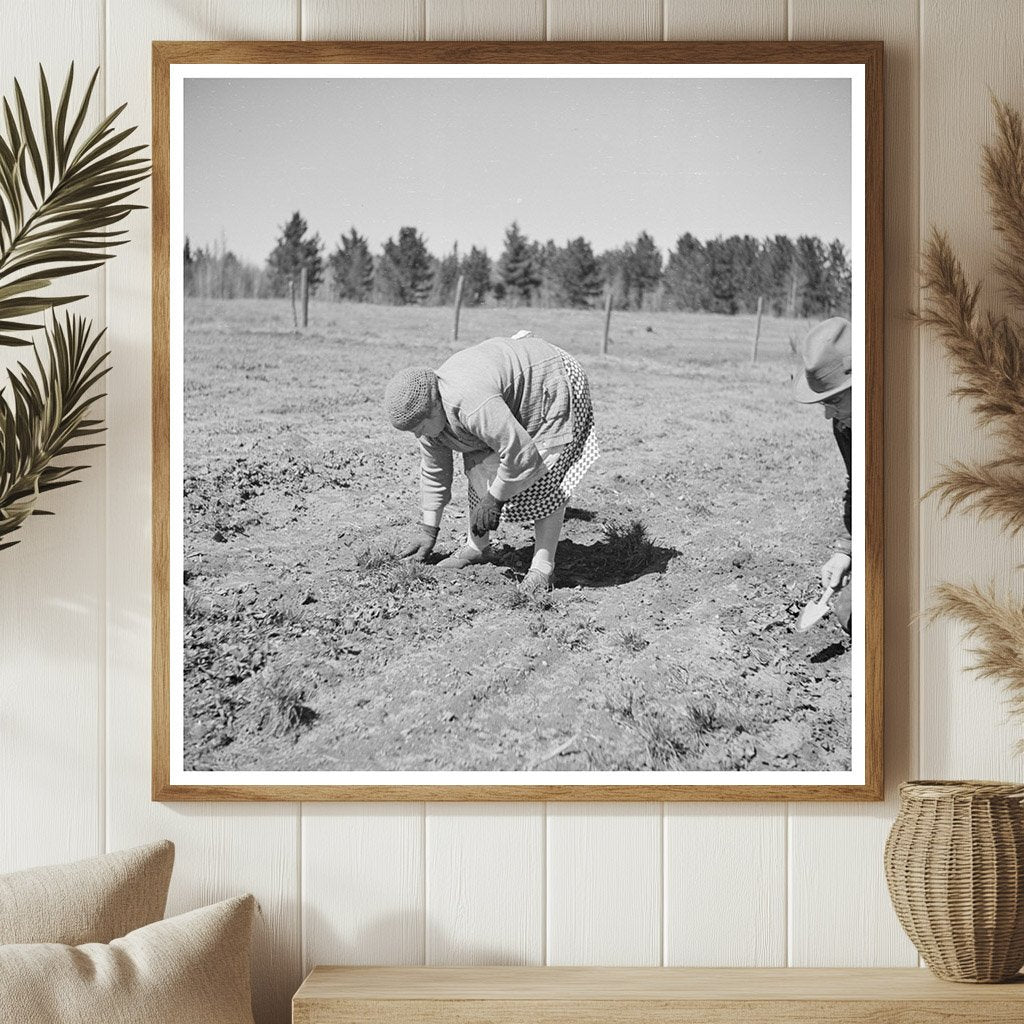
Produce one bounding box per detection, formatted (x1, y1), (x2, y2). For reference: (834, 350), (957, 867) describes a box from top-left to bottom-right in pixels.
(383, 331), (599, 593)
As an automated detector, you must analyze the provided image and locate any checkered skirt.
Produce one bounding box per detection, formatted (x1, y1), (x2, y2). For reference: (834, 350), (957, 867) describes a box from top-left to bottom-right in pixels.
(468, 350), (600, 524)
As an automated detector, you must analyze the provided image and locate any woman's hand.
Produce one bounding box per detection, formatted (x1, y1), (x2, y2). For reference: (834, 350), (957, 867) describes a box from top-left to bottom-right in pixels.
(471, 493), (504, 536)
(400, 523), (439, 561)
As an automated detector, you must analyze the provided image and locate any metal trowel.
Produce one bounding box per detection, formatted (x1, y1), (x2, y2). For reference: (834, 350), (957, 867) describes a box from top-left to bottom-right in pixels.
(796, 585), (837, 631)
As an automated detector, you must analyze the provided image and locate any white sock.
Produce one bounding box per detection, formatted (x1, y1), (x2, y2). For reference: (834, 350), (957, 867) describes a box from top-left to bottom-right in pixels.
(530, 506), (565, 576)
(529, 554), (555, 577)
(466, 528), (490, 553)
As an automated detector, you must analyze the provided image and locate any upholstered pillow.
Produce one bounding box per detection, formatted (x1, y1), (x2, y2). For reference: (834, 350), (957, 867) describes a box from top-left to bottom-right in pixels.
(0, 840), (174, 946)
(0, 894), (256, 1024)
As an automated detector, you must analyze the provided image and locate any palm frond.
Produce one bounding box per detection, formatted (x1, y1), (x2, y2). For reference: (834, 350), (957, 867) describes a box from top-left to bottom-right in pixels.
(0, 64), (149, 346)
(0, 312), (109, 548)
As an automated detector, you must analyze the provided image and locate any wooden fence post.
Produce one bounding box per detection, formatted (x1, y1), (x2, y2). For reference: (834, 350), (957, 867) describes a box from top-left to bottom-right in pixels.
(602, 290), (612, 356)
(290, 277), (297, 328)
(452, 273), (465, 342)
(300, 266), (309, 328)
(751, 295), (764, 363)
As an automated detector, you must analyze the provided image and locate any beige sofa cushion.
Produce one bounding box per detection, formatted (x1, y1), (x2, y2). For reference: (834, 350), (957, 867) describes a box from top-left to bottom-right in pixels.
(0, 840), (174, 945)
(0, 894), (256, 1024)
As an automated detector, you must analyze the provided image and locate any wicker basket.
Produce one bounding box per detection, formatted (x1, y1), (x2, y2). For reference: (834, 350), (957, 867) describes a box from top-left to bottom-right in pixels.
(884, 780), (1024, 982)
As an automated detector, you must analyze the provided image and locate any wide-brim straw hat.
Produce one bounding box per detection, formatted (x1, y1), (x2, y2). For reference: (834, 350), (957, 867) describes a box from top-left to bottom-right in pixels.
(793, 316), (853, 403)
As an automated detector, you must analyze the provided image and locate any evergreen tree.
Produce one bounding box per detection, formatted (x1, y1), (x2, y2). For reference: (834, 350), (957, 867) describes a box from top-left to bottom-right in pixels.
(184, 236), (195, 295)
(266, 211), (324, 298)
(599, 246), (630, 310)
(534, 239), (560, 308)
(460, 246), (492, 306)
(497, 221), (540, 305)
(625, 231), (663, 310)
(732, 234), (763, 313)
(662, 233), (709, 311)
(552, 237), (603, 309)
(824, 239), (852, 317)
(765, 235), (797, 316)
(328, 227), (374, 301)
(185, 239), (267, 299)
(704, 236), (739, 314)
(795, 234), (829, 317)
(431, 243), (460, 305)
(377, 226), (433, 305)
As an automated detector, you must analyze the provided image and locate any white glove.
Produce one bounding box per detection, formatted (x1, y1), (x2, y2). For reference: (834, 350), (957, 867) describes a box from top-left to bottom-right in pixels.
(821, 552), (852, 590)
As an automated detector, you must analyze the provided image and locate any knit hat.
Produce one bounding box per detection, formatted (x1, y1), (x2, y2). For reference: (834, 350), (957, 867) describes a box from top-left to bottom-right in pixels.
(383, 367), (438, 430)
(793, 317), (853, 403)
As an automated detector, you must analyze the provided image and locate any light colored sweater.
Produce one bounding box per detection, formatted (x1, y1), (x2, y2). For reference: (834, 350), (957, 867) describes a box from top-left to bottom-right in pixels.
(419, 335), (574, 510)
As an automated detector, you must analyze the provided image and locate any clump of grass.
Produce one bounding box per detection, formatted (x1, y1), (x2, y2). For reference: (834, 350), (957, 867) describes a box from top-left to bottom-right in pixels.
(606, 678), (696, 769)
(355, 545), (397, 572)
(601, 519), (657, 574)
(687, 696), (721, 735)
(386, 559), (431, 592)
(503, 586), (553, 612)
(250, 669), (318, 740)
(264, 596), (308, 627)
(554, 616), (604, 651)
(183, 587), (211, 622)
(636, 716), (693, 768)
(617, 627), (649, 652)
(355, 546), (433, 596)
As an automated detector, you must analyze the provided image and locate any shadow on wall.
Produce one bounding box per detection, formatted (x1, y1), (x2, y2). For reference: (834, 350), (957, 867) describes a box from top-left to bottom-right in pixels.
(300, 905), (534, 975)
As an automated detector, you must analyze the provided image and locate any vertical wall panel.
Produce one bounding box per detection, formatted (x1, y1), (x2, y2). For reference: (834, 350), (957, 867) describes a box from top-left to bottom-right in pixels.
(303, 805), (425, 971)
(664, 1), (786, 40)
(547, 804), (661, 964)
(787, 0), (921, 967)
(303, 0), (424, 40)
(425, 0), (544, 41)
(296, 2), (429, 992)
(103, 4), (301, 1023)
(547, 0), (662, 40)
(425, 804), (544, 964)
(665, 805), (786, 966)
(918, 0), (1024, 778)
(0, 0), (106, 875)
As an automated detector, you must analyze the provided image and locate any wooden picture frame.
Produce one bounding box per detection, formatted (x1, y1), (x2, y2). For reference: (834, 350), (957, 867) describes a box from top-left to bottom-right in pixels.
(153, 41), (883, 801)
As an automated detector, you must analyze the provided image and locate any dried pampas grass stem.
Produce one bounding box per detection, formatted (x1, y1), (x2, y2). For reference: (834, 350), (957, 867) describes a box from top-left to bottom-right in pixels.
(931, 584), (1024, 703)
(920, 97), (1024, 730)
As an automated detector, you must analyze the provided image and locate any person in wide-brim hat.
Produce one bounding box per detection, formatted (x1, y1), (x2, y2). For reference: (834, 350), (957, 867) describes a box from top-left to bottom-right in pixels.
(794, 316), (853, 633)
(383, 330), (600, 594)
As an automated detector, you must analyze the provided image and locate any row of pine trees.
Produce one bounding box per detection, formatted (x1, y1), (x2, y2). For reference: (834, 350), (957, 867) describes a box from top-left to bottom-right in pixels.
(184, 212), (851, 318)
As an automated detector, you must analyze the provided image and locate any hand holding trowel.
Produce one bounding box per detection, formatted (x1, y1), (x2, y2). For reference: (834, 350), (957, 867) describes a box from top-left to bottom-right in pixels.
(796, 552), (852, 631)
(796, 584), (837, 631)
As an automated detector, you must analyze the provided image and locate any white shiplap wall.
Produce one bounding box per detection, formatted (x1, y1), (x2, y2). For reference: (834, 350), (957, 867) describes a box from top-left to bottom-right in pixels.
(4, 2), (1023, 1021)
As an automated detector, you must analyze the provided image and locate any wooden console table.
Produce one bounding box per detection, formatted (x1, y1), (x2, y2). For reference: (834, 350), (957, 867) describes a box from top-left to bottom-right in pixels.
(293, 966), (1024, 1022)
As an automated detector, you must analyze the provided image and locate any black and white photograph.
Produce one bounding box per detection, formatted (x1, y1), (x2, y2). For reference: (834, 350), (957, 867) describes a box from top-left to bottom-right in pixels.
(161, 50), (878, 796)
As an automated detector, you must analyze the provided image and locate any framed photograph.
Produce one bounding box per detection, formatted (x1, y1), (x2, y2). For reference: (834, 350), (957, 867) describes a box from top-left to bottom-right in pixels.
(153, 41), (883, 801)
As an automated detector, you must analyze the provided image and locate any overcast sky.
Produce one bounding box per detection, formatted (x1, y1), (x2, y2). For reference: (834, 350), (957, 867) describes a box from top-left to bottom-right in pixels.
(183, 75), (851, 265)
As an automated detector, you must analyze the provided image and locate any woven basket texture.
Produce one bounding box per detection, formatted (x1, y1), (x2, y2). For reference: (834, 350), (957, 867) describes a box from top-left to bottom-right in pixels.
(884, 780), (1024, 983)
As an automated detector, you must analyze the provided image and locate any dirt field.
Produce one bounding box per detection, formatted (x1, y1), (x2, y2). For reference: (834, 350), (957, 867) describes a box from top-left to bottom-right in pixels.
(182, 298), (852, 773)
